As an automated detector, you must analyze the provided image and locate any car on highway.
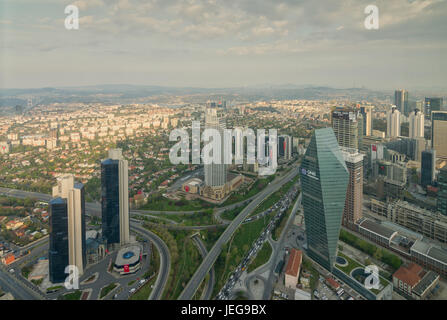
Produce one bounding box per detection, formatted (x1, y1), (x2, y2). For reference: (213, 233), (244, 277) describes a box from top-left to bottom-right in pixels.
(129, 288), (136, 294)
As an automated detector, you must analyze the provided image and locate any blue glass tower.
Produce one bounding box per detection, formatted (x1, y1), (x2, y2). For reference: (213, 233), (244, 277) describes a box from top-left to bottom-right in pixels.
(101, 159), (120, 245)
(300, 128), (349, 271)
(49, 197), (69, 283)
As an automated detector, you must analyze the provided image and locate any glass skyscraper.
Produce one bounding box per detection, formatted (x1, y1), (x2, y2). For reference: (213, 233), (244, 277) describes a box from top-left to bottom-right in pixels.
(300, 128), (349, 271)
(101, 158), (121, 245)
(49, 175), (87, 282)
(421, 150), (436, 188)
(49, 197), (69, 283)
(101, 149), (130, 246)
(438, 167), (447, 216)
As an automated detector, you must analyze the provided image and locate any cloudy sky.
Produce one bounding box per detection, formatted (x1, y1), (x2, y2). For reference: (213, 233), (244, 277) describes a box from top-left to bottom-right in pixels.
(1, 0), (446, 90)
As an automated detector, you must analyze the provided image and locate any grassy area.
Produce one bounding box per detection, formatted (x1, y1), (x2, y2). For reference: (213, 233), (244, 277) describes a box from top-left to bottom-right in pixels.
(220, 206), (244, 221)
(247, 241), (272, 273)
(220, 175), (275, 206)
(337, 252), (363, 274)
(130, 245), (160, 300)
(249, 174), (299, 218)
(60, 290), (82, 300)
(143, 223), (202, 300)
(100, 283), (118, 299)
(21, 265), (33, 279)
(46, 285), (63, 293)
(337, 252), (390, 295)
(339, 229), (402, 271)
(129, 277), (157, 300)
(128, 280), (136, 286)
(302, 257), (319, 291)
(157, 210), (216, 226)
(212, 211), (275, 298)
(142, 194), (214, 211)
(198, 226), (226, 252)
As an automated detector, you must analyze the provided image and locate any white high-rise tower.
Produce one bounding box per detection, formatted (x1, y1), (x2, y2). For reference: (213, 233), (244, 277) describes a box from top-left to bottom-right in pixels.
(409, 109), (425, 139)
(387, 106), (401, 138)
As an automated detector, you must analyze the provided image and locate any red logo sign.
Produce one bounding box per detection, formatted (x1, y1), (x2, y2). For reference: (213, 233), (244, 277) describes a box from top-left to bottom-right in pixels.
(124, 265), (130, 273)
(185, 186), (190, 192)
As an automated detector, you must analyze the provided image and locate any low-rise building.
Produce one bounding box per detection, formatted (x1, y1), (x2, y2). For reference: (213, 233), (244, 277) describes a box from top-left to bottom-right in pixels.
(284, 249), (302, 289)
(393, 263), (440, 299)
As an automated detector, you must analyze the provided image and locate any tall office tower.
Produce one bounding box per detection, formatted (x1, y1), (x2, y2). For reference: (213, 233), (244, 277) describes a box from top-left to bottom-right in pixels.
(438, 167), (447, 216)
(387, 106), (401, 138)
(49, 175), (86, 283)
(421, 150), (436, 188)
(340, 148), (364, 230)
(278, 135), (292, 160)
(432, 111), (447, 160)
(359, 106), (373, 136)
(300, 128), (349, 271)
(331, 107), (361, 150)
(425, 97), (444, 117)
(395, 89), (409, 116)
(204, 108), (227, 187)
(408, 109), (425, 139)
(101, 149), (130, 246)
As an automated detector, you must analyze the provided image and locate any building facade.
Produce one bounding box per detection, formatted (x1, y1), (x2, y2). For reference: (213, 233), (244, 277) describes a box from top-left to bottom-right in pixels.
(49, 175), (86, 282)
(425, 97), (443, 118)
(300, 128), (349, 271)
(101, 149), (130, 247)
(204, 108), (227, 187)
(408, 109), (424, 139)
(395, 90), (409, 116)
(387, 106), (401, 138)
(341, 148), (364, 230)
(421, 150), (436, 188)
(431, 111), (447, 160)
(438, 167), (447, 216)
(331, 107), (362, 150)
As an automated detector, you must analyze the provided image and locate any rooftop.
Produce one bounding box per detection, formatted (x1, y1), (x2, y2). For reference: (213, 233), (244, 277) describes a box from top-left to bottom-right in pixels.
(393, 263), (424, 287)
(285, 249), (302, 277)
(358, 219), (397, 240)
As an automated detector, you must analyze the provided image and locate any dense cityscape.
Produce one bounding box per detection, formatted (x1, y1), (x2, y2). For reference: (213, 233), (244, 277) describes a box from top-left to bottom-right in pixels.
(0, 89), (447, 302)
(1, 1), (447, 316)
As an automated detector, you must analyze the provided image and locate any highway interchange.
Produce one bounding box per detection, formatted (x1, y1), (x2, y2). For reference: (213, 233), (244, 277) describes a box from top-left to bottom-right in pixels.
(0, 165), (299, 300)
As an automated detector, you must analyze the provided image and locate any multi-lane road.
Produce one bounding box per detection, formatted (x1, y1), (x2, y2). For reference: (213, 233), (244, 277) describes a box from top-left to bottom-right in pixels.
(0, 165), (298, 301)
(178, 166), (299, 300)
(191, 235), (215, 300)
(0, 187), (171, 300)
(130, 222), (171, 300)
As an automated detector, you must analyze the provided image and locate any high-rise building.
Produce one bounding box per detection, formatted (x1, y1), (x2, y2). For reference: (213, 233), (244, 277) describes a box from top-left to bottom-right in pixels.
(300, 128), (349, 271)
(359, 106), (373, 136)
(204, 108), (227, 187)
(387, 106), (401, 138)
(101, 149), (130, 247)
(49, 198), (69, 283)
(331, 107), (361, 150)
(431, 111), (447, 160)
(409, 109), (425, 139)
(395, 90), (409, 116)
(421, 150), (436, 188)
(438, 167), (447, 216)
(425, 98), (443, 118)
(278, 135), (292, 160)
(49, 175), (86, 283)
(340, 148), (364, 230)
